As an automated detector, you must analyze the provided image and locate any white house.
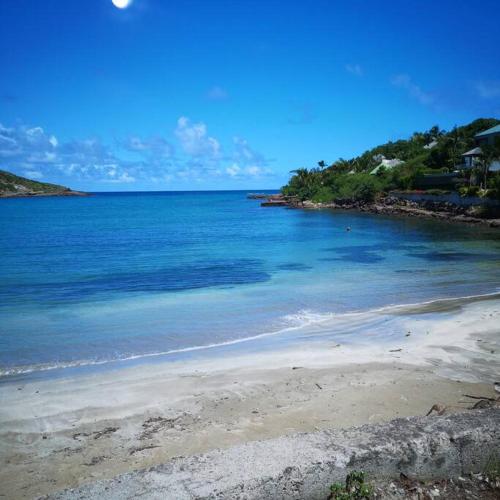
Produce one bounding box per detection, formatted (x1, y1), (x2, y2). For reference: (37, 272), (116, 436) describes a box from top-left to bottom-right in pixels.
(370, 156), (404, 175)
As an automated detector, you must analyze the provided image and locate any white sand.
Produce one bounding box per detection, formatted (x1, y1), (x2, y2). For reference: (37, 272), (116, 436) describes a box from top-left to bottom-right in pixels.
(0, 297), (499, 499)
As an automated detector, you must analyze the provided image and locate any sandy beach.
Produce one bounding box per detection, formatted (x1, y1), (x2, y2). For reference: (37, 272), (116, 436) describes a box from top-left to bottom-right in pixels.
(1, 295), (499, 499)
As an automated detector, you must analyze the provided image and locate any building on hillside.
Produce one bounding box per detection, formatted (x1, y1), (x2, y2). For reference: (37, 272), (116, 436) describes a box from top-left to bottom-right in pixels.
(458, 124), (500, 172)
(461, 147), (482, 169)
(475, 124), (500, 146)
(423, 140), (438, 150)
(369, 156), (404, 175)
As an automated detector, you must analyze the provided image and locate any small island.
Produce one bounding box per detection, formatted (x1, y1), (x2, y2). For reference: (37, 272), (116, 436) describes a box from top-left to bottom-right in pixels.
(0, 169), (87, 198)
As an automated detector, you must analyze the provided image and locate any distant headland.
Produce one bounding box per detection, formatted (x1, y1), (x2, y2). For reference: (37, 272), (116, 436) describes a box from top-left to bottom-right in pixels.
(0, 170), (87, 198)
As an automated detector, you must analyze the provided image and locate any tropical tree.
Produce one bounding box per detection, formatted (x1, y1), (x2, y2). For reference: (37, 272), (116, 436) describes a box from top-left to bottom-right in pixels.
(445, 126), (465, 171)
(285, 168), (321, 200)
(477, 139), (500, 189)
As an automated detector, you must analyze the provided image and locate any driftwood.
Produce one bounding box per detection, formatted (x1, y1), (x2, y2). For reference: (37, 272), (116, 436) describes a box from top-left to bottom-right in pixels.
(462, 394), (497, 402)
(472, 400), (495, 409)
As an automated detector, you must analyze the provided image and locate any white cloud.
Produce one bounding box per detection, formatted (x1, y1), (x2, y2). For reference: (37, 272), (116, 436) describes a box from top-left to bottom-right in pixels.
(23, 170), (43, 179)
(123, 135), (173, 158)
(0, 123), (139, 184)
(474, 80), (500, 99)
(246, 166), (262, 176)
(175, 116), (221, 158)
(345, 63), (363, 76)
(225, 162), (269, 179)
(232, 136), (266, 165)
(391, 74), (433, 105)
(107, 172), (136, 183)
(0, 123), (58, 159)
(226, 164), (241, 177)
(0, 119), (274, 186)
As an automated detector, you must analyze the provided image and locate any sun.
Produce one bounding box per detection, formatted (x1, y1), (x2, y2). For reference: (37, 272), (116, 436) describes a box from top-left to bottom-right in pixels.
(111, 0), (133, 9)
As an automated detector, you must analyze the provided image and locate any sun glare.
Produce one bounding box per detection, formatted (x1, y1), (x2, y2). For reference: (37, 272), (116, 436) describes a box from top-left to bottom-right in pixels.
(111, 0), (132, 9)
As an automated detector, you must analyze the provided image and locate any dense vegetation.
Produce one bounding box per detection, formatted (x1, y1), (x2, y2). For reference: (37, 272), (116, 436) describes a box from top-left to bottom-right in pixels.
(0, 169), (73, 196)
(282, 118), (500, 203)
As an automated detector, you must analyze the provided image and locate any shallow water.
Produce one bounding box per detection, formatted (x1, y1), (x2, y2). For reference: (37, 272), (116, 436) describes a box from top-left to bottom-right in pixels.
(1, 191), (499, 378)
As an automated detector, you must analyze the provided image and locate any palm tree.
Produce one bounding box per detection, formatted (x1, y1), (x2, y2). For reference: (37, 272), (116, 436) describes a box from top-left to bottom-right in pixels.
(289, 168), (315, 200)
(333, 158), (352, 174)
(477, 142), (500, 189)
(445, 126), (465, 172)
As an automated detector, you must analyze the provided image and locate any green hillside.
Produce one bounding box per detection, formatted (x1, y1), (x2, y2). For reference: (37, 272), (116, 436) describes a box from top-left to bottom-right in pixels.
(282, 118), (500, 203)
(0, 170), (84, 197)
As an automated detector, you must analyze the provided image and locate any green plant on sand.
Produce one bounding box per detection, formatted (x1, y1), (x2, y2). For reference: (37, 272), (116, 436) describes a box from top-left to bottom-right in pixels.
(484, 453), (500, 481)
(328, 471), (373, 500)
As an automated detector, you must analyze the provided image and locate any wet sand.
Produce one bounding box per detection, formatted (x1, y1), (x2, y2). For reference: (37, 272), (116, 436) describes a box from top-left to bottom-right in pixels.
(0, 298), (499, 499)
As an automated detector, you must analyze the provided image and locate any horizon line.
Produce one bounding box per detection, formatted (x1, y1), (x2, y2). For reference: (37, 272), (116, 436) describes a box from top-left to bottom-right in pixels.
(82, 188), (280, 193)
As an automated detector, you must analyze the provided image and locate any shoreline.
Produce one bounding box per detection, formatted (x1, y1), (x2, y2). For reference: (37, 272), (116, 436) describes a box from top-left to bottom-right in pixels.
(0, 190), (88, 199)
(316, 201), (500, 228)
(1, 295), (499, 498)
(2, 290), (500, 382)
(259, 193), (500, 227)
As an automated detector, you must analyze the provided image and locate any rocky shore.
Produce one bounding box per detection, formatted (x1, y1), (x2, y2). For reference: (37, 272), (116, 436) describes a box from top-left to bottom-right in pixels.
(43, 408), (500, 500)
(0, 189), (88, 198)
(256, 193), (500, 228)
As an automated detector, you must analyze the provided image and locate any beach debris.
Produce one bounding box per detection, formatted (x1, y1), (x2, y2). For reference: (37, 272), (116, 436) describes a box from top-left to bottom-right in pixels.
(472, 399), (494, 410)
(462, 394), (500, 410)
(83, 455), (108, 466)
(141, 416), (178, 439)
(389, 348), (402, 352)
(462, 394), (497, 401)
(93, 427), (119, 440)
(494, 382), (500, 394)
(73, 431), (91, 440)
(53, 446), (84, 456)
(73, 426), (119, 441)
(251, 410), (259, 414)
(372, 471), (500, 498)
(315, 383), (323, 390)
(140, 414), (192, 440)
(426, 404), (447, 416)
(129, 445), (160, 455)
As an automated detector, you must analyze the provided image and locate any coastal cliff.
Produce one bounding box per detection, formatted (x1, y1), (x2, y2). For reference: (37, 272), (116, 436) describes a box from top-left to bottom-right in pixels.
(0, 170), (87, 198)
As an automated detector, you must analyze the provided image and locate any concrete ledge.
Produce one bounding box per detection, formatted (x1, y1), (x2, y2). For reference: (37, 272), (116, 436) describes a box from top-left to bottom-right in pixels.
(46, 409), (500, 500)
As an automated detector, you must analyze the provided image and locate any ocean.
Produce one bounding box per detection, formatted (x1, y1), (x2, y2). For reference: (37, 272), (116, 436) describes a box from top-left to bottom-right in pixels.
(1, 191), (499, 379)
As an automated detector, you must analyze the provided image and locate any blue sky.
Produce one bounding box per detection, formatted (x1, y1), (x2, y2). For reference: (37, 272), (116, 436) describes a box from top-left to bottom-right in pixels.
(1, 0), (499, 191)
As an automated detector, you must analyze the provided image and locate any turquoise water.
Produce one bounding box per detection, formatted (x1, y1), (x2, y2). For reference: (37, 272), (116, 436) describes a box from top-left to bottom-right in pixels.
(1, 191), (499, 378)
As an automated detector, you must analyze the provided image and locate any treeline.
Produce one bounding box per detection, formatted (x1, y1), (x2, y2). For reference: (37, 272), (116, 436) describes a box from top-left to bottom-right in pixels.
(282, 118), (500, 202)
